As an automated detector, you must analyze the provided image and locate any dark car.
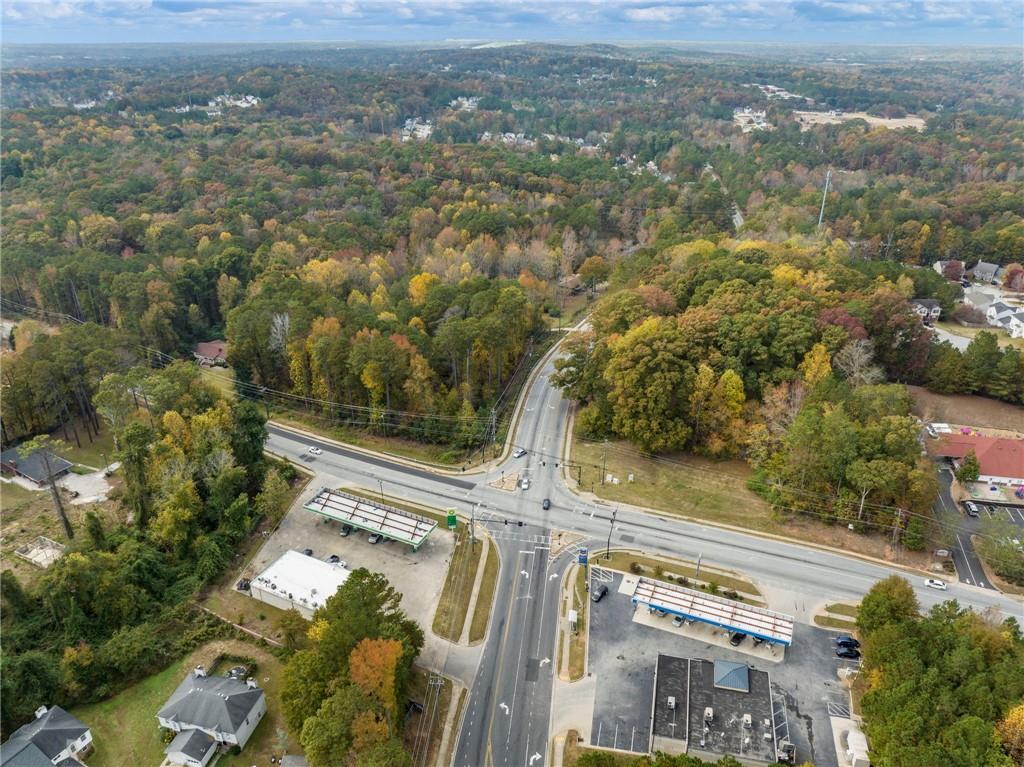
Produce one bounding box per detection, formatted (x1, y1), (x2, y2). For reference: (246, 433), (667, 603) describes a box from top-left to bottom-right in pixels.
(591, 585), (609, 603)
(833, 635), (860, 648)
(302, 548), (313, 556)
(327, 554), (341, 564)
(339, 524), (353, 537)
(729, 632), (746, 646)
(835, 647), (861, 660)
(542, 498), (551, 510)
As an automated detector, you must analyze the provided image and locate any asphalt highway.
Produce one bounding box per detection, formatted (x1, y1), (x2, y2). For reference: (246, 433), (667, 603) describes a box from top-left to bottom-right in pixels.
(266, 335), (1024, 767)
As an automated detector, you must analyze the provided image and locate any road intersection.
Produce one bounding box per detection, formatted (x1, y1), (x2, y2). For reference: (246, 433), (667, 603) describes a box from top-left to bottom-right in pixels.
(266, 336), (1023, 767)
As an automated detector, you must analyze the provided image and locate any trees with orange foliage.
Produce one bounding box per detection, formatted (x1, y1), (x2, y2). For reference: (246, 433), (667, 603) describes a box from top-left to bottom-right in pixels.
(349, 637), (403, 724)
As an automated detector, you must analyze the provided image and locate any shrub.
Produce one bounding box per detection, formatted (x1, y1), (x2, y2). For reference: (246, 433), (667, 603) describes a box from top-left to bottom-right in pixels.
(629, 562), (643, 574)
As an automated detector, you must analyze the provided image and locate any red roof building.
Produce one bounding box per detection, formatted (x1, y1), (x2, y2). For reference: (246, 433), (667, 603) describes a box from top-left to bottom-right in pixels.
(929, 434), (1024, 485)
(193, 340), (227, 365)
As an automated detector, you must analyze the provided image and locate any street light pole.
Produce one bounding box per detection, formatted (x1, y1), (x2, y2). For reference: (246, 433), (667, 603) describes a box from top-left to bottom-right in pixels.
(378, 479), (386, 507)
(605, 505), (618, 561)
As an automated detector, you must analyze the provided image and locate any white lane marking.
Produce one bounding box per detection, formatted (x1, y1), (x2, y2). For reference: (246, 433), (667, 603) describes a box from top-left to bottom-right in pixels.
(530, 753), (542, 765)
(955, 534), (980, 585)
(549, 573), (559, 581)
(540, 657), (550, 667)
(499, 702), (509, 715)
(520, 570), (530, 578)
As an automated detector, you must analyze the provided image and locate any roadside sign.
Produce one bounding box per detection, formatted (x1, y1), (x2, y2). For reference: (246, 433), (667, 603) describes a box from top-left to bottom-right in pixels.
(578, 547), (588, 565)
(447, 511), (458, 530)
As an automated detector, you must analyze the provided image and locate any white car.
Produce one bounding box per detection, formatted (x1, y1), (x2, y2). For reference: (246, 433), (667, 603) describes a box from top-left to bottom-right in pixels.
(924, 578), (947, 591)
(512, 448), (527, 458)
(520, 478), (531, 490)
(308, 446), (323, 456)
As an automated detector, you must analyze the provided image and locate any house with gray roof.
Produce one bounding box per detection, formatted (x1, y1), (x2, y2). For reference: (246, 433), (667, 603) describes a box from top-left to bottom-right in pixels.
(971, 260), (1000, 284)
(0, 448), (72, 486)
(0, 705), (92, 767)
(156, 666), (266, 766)
(909, 298), (941, 324)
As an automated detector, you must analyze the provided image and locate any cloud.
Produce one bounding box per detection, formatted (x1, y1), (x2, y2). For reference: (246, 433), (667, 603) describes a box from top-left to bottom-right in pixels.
(2, 0), (1020, 43)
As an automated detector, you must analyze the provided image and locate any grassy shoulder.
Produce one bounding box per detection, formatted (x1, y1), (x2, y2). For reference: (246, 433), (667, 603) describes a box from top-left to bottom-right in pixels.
(403, 668), (454, 767)
(72, 639), (296, 767)
(432, 525), (483, 641)
(562, 729), (636, 767)
(813, 603), (860, 630)
(468, 540), (499, 643)
(934, 321), (1024, 351)
(596, 549), (762, 600)
(568, 565), (588, 681)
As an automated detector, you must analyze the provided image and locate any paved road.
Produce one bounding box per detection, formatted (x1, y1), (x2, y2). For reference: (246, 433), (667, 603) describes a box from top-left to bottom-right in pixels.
(266, 334), (1024, 767)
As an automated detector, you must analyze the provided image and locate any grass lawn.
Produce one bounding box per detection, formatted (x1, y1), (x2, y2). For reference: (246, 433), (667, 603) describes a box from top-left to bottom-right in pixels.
(813, 603), (859, 630)
(432, 525), (483, 641)
(468, 540), (499, 643)
(571, 427), (937, 565)
(49, 421), (117, 469)
(200, 366), (237, 399)
(571, 431), (780, 534)
(935, 321), (1024, 351)
(73, 640), (295, 767)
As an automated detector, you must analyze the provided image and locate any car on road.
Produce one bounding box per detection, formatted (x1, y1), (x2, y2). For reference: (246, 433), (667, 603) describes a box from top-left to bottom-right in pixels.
(925, 578), (948, 590)
(367, 533), (383, 544)
(672, 615), (685, 628)
(835, 647), (861, 660)
(512, 448), (527, 458)
(833, 635), (860, 648)
(520, 478), (531, 490)
(308, 446), (323, 456)
(339, 524), (353, 537)
(542, 498), (551, 510)
(729, 632), (746, 646)
(591, 585), (609, 603)
(964, 501), (979, 517)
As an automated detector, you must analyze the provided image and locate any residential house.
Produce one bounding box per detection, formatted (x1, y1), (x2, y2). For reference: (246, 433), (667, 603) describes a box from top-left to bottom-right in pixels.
(932, 259), (965, 280)
(909, 298), (941, 324)
(192, 340), (227, 366)
(157, 666), (267, 767)
(0, 447), (72, 486)
(928, 433), (1024, 486)
(970, 260), (1000, 284)
(0, 705), (92, 767)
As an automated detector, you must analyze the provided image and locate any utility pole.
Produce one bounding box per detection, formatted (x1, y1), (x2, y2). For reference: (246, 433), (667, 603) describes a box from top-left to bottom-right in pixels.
(488, 407), (497, 459)
(695, 553), (702, 580)
(601, 439), (608, 485)
(817, 168), (832, 229)
(892, 508), (904, 551)
(470, 502), (477, 545)
(378, 479), (386, 507)
(602, 505), (618, 561)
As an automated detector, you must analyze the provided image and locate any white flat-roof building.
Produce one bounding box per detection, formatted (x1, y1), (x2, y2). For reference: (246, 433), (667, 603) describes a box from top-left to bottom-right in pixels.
(249, 550), (350, 619)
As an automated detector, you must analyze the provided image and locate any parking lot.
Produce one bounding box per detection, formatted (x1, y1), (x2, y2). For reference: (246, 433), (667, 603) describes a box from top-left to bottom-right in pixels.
(249, 486), (454, 630)
(588, 573), (847, 766)
(970, 501), (1024, 525)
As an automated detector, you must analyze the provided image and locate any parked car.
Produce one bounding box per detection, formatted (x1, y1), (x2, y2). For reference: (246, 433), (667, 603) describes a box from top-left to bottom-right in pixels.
(542, 498), (551, 510)
(308, 446), (323, 456)
(835, 647), (861, 660)
(367, 533), (383, 544)
(591, 585), (609, 603)
(672, 615), (685, 628)
(303, 548), (313, 556)
(339, 524), (353, 537)
(834, 635), (861, 648)
(520, 478), (531, 490)
(964, 501), (979, 517)
(729, 632), (746, 646)
(752, 637), (765, 646)
(513, 448), (527, 458)
(327, 555), (347, 566)
(924, 578), (947, 590)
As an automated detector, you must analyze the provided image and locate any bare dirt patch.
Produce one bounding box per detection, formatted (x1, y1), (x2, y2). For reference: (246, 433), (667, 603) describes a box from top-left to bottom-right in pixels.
(908, 386), (1024, 432)
(793, 110), (925, 131)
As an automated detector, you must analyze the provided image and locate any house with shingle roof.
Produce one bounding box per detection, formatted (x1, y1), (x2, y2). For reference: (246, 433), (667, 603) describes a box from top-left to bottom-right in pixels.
(0, 705), (92, 767)
(0, 447), (72, 486)
(970, 260), (1000, 284)
(156, 666), (266, 766)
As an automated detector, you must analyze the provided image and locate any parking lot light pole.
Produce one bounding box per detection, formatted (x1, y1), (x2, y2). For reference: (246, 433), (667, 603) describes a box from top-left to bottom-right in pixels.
(605, 505), (617, 561)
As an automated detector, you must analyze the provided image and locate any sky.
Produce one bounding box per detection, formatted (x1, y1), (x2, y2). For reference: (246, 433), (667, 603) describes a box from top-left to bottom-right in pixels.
(2, 0), (1021, 46)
